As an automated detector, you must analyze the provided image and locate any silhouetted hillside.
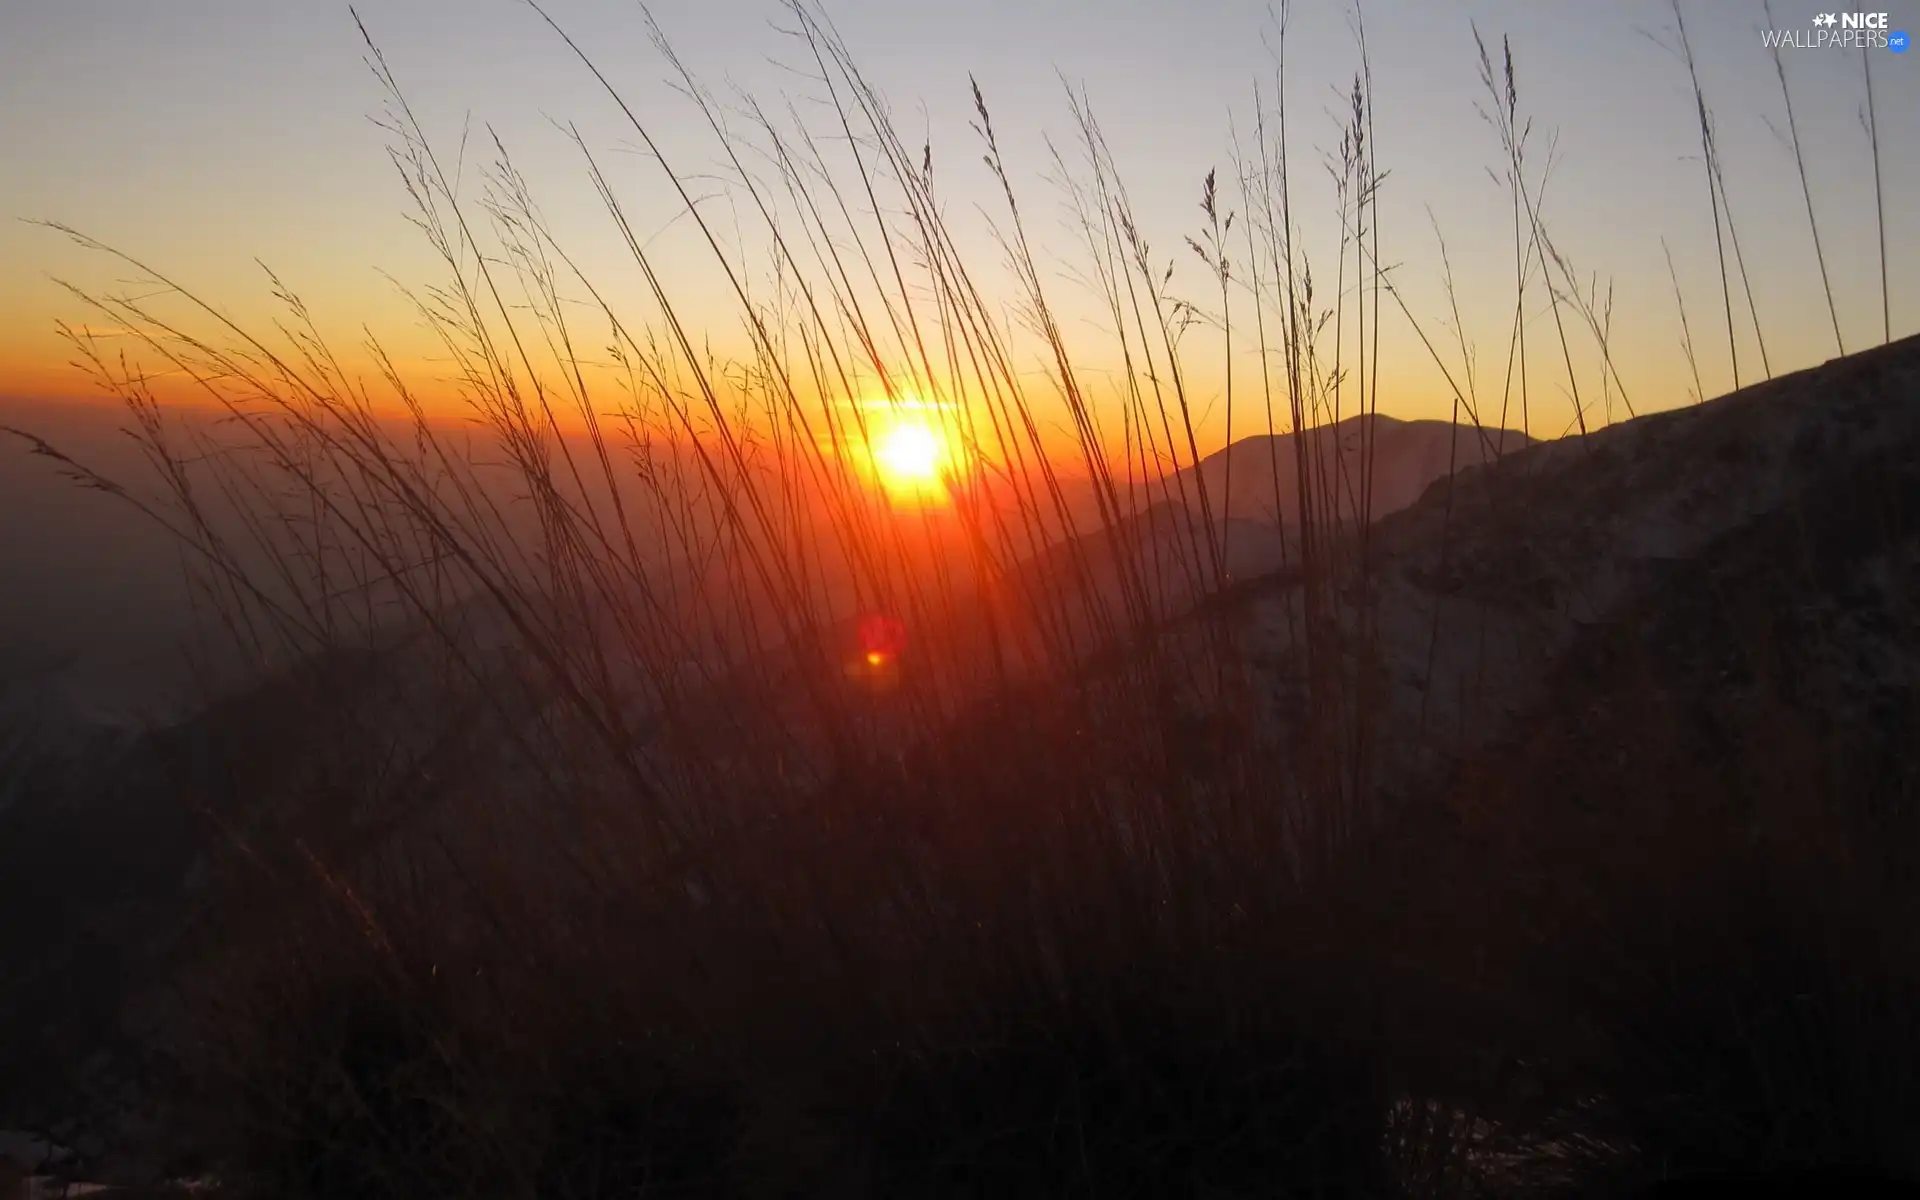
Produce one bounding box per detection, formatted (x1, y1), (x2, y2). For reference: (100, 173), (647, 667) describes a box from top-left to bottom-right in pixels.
(1158, 413), (1530, 527)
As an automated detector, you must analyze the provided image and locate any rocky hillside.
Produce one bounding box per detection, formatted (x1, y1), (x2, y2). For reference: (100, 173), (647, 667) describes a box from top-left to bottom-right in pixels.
(1220, 332), (1919, 804)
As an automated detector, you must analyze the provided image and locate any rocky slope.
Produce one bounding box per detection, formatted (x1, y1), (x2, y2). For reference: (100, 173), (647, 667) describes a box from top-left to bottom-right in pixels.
(1220, 332), (1919, 803)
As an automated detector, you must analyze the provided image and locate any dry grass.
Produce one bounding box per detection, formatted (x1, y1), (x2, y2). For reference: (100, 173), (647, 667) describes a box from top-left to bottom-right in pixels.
(4, 1), (1914, 1196)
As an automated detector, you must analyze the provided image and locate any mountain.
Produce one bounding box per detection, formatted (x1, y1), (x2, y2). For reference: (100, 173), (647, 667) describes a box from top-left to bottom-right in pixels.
(993, 502), (1289, 660)
(1155, 413), (1531, 527)
(1202, 334), (1920, 804)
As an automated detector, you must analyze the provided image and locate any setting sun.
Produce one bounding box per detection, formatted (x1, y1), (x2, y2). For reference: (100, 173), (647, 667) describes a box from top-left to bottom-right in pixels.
(874, 420), (945, 483)
(868, 416), (957, 501)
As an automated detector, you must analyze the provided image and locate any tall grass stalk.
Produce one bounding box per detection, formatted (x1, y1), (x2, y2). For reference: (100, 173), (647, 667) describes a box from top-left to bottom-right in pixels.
(1669, 2), (1745, 391)
(1763, 0), (1846, 358)
(1862, 47), (1890, 346)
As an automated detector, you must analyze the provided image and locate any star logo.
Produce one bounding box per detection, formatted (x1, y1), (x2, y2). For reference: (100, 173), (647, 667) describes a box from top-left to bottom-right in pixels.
(1813, 12), (1837, 26)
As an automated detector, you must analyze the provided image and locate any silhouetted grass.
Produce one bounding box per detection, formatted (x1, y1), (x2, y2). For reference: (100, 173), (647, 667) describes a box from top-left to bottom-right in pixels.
(6, 1), (1915, 1196)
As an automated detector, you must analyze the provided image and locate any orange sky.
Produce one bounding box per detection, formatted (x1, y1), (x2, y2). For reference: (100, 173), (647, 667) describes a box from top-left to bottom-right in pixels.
(4, 0), (1915, 458)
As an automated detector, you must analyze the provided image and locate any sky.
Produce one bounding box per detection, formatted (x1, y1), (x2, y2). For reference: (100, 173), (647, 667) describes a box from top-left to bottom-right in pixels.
(2, 0), (1916, 453)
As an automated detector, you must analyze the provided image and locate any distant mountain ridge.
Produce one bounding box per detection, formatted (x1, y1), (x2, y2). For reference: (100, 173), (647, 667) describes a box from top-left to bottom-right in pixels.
(1154, 413), (1532, 527)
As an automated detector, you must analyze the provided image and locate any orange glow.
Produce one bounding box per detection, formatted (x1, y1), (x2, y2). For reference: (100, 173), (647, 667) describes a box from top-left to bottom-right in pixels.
(865, 650), (886, 667)
(866, 413), (959, 503)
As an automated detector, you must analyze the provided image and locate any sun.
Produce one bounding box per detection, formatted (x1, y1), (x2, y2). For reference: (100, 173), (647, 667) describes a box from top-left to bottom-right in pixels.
(869, 418), (951, 497)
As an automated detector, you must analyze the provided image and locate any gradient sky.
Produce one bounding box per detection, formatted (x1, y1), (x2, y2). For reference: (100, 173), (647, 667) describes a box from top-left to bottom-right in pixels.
(3, 0), (1915, 450)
